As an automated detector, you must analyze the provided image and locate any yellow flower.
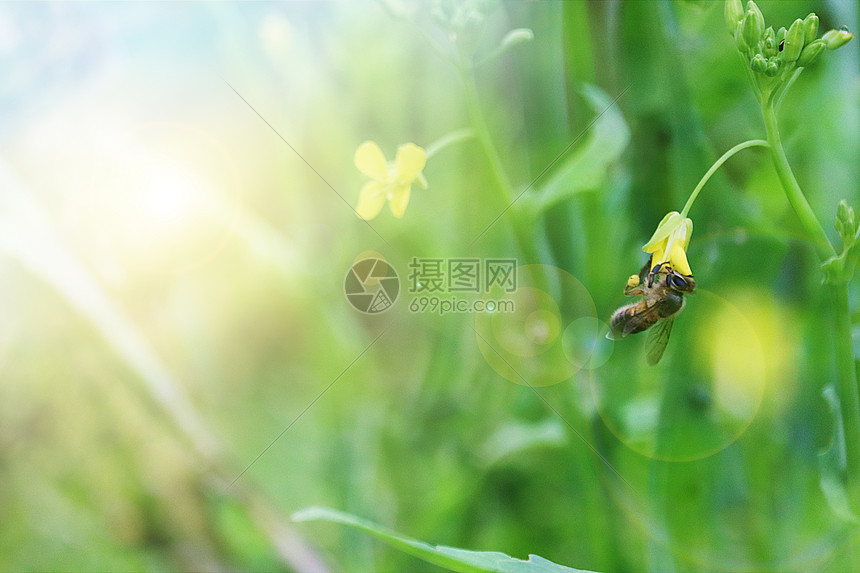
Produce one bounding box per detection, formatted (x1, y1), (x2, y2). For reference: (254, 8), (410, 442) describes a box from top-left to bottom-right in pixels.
(642, 211), (693, 276)
(354, 141), (427, 220)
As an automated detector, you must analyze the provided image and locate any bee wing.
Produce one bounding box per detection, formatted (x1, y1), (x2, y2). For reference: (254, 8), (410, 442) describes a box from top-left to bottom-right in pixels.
(621, 298), (661, 337)
(645, 317), (674, 366)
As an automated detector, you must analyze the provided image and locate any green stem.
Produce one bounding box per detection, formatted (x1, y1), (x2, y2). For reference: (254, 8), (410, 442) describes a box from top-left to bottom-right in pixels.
(774, 68), (803, 111)
(424, 128), (475, 160)
(458, 62), (546, 288)
(459, 64), (515, 211)
(829, 285), (860, 498)
(761, 102), (835, 260)
(762, 100), (860, 503)
(680, 139), (770, 217)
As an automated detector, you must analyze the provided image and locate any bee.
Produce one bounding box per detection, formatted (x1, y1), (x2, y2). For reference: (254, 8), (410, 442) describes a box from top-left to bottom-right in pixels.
(607, 259), (696, 365)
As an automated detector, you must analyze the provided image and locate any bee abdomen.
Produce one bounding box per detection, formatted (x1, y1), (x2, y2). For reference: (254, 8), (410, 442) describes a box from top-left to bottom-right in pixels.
(608, 302), (644, 339)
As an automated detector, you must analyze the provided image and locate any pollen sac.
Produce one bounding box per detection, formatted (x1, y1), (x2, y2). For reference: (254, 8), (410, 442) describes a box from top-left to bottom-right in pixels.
(626, 274), (641, 289)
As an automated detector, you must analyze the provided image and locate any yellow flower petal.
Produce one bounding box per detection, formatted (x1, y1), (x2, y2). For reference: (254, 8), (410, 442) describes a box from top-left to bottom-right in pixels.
(394, 143), (426, 183)
(355, 141), (388, 181)
(642, 212), (683, 252)
(388, 184), (411, 218)
(644, 237), (667, 257)
(681, 218), (693, 249)
(641, 211), (694, 275)
(356, 181), (386, 220)
(669, 241), (692, 275)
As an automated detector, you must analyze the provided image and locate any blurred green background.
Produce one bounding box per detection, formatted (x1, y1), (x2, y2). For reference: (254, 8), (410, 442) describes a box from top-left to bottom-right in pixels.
(0, 1), (858, 571)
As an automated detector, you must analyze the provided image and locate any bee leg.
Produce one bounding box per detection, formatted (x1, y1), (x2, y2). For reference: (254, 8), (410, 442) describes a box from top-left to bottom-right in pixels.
(647, 262), (666, 287)
(638, 257), (653, 279)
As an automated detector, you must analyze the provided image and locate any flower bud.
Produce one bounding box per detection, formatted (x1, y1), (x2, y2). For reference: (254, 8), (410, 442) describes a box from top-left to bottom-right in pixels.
(782, 19), (805, 62)
(764, 60), (779, 77)
(500, 28), (534, 50)
(837, 200), (851, 222)
(746, 2), (764, 27)
(742, 2), (764, 48)
(762, 26), (776, 57)
(735, 21), (750, 53)
(803, 13), (819, 45)
(750, 53), (767, 73)
(725, 0), (744, 36)
(822, 28), (854, 50)
(835, 200), (857, 240)
(797, 39), (825, 67)
(776, 27), (786, 44)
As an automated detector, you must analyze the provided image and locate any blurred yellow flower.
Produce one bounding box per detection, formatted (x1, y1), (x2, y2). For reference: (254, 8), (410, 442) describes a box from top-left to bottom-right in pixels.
(354, 141), (427, 220)
(642, 211), (693, 276)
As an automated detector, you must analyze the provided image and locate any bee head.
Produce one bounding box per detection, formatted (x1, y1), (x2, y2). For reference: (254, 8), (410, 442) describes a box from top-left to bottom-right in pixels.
(666, 270), (695, 292)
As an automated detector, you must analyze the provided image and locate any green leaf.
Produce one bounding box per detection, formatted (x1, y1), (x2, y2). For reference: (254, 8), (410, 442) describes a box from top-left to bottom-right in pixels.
(530, 84), (630, 213)
(479, 418), (567, 466)
(293, 507), (597, 573)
